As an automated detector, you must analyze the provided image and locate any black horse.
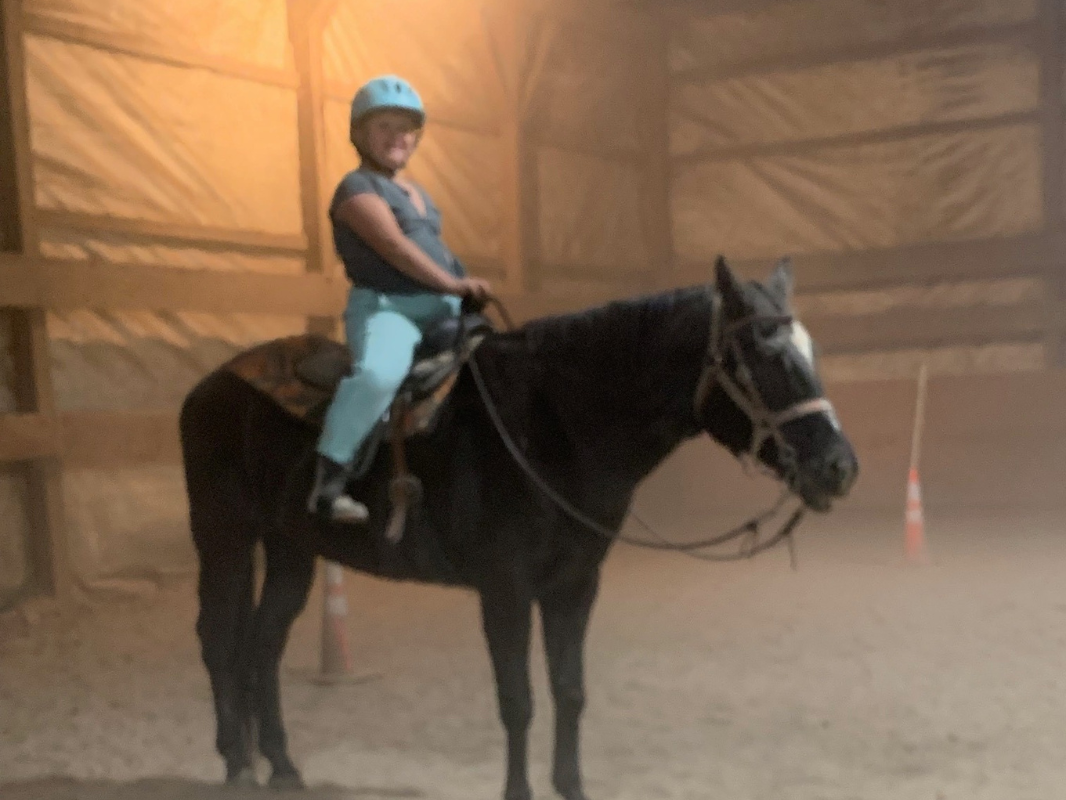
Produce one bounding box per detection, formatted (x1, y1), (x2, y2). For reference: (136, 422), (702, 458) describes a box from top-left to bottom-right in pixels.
(180, 258), (858, 800)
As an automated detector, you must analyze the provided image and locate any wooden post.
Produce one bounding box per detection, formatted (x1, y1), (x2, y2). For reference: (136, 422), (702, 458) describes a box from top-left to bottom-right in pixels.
(288, 0), (339, 338)
(484, 1), (535, 294)
(1039, 0), (1066, 367)
(642, 7), (674, 290)
(1, 0), (71, 599)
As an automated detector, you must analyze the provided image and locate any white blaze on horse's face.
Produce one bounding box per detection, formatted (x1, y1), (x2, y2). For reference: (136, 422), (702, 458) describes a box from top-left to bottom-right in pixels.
(789, 321), (814, 368)
(789, 319), (843, 432)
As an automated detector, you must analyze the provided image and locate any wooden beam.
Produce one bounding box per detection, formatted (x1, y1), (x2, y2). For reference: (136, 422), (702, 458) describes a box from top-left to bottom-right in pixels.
(285, 0), (342, 33)
(1039, 0), (1066, 366)
(0, 255), (347, 315)
(674, 231), (1066, 292)
(536, 261), (656, 281)
(287, 2), (331, 276)
(672, 21), (1037, 84)
(0, 413), (59, 461)
(672, 110), (1041, 165)
(2, 0), (71, 600)
(60, 411), (181, 469)
(22, 9), (298, 89)
(486, 3), (529, 294)
(1, 0), (70, 601)
(37, 209), (308, 255)
(501, 276), (1055, 356)
(806, 302), (1050, 355)
(642, 10), (674, 289)
(0, 2), (33, 254)
(526, 126), (646, 162)
(499, 119), (528, 293)
(456, 254), (507, 282)
(288, 0), (335, 337)
(518, 135), (541, 293)
(0, 411), (180, 467)
(0, 254), (506, 315)
(517, 7), (561, 120)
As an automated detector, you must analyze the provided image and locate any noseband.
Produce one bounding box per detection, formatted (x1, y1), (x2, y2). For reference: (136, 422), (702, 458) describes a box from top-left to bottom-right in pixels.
(693, 291), (836, 479)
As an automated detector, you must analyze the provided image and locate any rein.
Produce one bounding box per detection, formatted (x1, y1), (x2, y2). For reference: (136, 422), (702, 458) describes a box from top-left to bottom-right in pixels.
(468, 293), (816, 565)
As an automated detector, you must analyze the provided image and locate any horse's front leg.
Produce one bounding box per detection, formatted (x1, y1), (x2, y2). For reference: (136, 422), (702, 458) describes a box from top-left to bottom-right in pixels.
(479, 587), (534, 800)
(540, 575), (599, 800)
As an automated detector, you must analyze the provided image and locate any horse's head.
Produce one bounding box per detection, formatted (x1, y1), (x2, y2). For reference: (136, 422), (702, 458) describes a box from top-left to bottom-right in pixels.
(694, 256), (858, 512)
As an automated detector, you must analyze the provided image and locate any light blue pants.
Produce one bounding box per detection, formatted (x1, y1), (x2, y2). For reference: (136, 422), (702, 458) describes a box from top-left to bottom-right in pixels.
(317, 287), (460, 466)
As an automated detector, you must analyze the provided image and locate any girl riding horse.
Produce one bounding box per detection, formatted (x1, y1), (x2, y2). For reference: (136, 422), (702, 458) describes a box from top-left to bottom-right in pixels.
(309, 75), (493, 523)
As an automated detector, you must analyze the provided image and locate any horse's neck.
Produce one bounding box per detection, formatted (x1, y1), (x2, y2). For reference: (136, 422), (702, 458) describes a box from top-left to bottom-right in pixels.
(527, 290), (710, 491)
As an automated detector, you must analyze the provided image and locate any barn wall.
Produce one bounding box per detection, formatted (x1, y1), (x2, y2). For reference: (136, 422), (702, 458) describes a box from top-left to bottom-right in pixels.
(3, 0), (305, 593)
(322, 0), (504, 278)
(527, 7), (654, 293)
(1, 0), (663, 602)
(3, 0), (1063, 605)
(321, 0), (659, 293)
(668, 0), (1059, 378)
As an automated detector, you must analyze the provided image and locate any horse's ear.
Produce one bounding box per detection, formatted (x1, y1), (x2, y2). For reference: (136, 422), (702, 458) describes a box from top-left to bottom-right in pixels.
(767, 256), (794, 303)
(714, 255), (746, 316)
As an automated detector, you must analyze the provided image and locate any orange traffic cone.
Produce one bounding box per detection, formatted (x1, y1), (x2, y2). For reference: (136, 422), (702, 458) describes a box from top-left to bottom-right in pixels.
(317, 561), (353, 682)
(904, 467), (926, 563)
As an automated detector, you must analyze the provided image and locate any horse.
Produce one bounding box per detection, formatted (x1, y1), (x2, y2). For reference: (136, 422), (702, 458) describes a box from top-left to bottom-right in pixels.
(179, 257), (858, 800)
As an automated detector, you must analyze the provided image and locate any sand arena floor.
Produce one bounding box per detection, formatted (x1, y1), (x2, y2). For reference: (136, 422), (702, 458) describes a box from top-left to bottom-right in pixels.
(2, 510), (1065, 800)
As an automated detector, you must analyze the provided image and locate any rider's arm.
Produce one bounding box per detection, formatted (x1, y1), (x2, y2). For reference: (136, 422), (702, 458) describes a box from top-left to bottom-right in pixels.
(333, 193), (465, 295)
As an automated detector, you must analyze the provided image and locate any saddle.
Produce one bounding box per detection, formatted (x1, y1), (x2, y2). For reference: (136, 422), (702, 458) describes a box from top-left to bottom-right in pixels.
(226, 310), (494, 541)
(296, 313), (491, 430)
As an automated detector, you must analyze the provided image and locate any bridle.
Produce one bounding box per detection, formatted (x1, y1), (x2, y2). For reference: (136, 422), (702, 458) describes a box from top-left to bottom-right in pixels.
(692, 290), (836, 486)
(466, 290), (836, 564)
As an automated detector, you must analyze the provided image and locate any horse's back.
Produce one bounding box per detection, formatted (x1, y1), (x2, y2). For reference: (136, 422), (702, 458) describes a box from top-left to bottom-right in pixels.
(180, 335), (320, 447)
(180, 339), (317, 526)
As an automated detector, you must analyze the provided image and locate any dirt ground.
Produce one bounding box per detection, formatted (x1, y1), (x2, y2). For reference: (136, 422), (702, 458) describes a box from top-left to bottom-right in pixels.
(2, 509), (1066, 800)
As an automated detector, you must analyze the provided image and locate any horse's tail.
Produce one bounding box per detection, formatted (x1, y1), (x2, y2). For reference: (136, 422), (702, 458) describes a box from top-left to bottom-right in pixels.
(181, 369), (267, 775)
(181, 370), (262, 577)
(181, 371), (263, 737)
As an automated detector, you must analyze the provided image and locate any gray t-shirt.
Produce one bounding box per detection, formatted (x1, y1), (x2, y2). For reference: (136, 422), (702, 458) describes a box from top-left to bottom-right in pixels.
(330, 168), (465, 295)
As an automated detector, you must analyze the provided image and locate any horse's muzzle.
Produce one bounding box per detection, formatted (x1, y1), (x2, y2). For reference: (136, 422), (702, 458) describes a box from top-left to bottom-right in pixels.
(794, 440), (859, 512)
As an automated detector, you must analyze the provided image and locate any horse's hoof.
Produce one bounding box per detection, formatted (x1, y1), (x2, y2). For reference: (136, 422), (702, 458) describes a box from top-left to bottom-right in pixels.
(553, 779), (588, 800)
(225, 765), (258, 788)
(269, 770), (306, 792)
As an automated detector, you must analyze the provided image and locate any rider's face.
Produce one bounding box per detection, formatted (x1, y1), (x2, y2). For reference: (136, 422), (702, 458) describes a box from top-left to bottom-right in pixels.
(354, 110), (422, 171)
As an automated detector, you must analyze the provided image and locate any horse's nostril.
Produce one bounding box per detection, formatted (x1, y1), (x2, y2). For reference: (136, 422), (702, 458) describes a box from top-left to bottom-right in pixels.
(824, 455), (855, 492)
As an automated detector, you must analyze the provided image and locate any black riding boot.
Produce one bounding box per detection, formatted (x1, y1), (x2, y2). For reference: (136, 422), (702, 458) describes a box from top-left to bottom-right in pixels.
(307, 455), (368, 524)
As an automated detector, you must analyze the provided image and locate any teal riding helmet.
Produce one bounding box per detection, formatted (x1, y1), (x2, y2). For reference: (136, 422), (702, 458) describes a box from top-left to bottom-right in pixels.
(350, 75), (425, 126)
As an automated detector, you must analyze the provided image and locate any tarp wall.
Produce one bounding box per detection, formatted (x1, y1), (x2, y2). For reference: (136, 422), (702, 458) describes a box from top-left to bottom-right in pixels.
(3, 0), (1062, 603)
(668, 0), (1056, 381)
(3, 0), (306, 597)
(1, 0), (660, 601)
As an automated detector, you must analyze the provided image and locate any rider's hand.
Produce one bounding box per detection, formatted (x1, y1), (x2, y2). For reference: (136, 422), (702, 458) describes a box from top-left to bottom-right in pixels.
(457, 278), (493, 302)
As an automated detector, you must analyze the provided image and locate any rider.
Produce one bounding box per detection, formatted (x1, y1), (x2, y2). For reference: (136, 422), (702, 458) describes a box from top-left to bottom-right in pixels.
(308, 75), (492, 523)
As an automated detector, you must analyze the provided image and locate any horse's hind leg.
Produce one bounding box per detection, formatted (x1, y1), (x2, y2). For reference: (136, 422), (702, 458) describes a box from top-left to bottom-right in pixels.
(251, 531), (316, 789)
(194, 528), (258, 785)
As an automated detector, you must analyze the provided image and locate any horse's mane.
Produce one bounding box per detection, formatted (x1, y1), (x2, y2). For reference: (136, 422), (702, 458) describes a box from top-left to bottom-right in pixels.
(473, 287), (714, 451)
(513, 286), (710, 360)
